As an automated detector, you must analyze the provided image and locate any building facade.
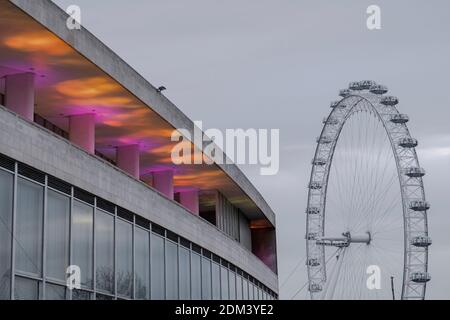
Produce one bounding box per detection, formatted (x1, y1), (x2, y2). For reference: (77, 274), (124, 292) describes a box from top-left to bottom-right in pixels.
(0, 0), (278, 300)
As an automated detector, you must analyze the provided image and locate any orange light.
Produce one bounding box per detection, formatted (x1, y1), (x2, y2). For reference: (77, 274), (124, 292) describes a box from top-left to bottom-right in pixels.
(55, 76), (122, 98)
(4, 31), (72, 56)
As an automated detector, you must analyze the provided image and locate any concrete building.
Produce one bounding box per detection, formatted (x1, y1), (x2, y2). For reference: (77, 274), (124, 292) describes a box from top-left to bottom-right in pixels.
(0, 0), (278, 300)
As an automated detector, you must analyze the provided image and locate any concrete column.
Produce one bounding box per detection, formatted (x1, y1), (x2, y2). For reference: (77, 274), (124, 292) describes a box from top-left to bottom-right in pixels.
(153, 170), (174, 200)
(5, 73), (35, 121)
(69, 114), (95, 154)
(179, 190), (199, 215)
(117, 144), (140, 179)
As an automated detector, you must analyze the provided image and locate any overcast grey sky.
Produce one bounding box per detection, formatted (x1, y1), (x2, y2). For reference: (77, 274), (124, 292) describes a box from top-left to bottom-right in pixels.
(53, 0), (450, 299)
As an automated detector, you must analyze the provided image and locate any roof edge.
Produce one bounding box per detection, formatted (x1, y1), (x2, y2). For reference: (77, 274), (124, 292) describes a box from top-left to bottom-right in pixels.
(9, 0), (276, 226)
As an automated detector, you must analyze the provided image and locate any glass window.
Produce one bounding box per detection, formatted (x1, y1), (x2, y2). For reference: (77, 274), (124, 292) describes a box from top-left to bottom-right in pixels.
(72, 200), (94, 288)
(191, 253), (201, 300)
(116, 220), (133, 298)
(201, 258), (212, 300)
(151, 233), (165, 299)
(242, 279), (248, 300)
(72, 289), (91, 300)
(0, 170), (13, 299)
(236, 276), (243, 300)
(165, 240), (178, 300)
(45, 283), (66, 300)
(46, 190), (70, 281)
(95, 210), (114, 294)
(248, 283), (254, 300)
(14, 277), (40, 300)
(229, 271), (236, 300)
(179, 246), (190, 300)
(135, 228), (150, 300)
(220, 266), (229, 300)
(96, 293), (114, 300)
(16, 178), (43, 276)
(212, 263), (221, 300)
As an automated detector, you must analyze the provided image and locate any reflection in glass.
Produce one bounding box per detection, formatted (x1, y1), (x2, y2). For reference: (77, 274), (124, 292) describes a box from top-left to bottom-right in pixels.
(46, 190), (70, 281)
(179, 247), (190, 300)
(16, 178), (43, 276)
(151, 233), (165, 299)
(243, 279), (248, 300)
(220, 266), (229, 300)
(95, 210), (114, 293)
(201, 258), (212, 300)
(165, 240), (178, 300)
(135, 228), (150, 300)
(116, 220), (133, 298)
(191, 253), (201, 300)
(72, 289), (91, 300)
(72, 201), (94, 288)
(0, 170), (13, 299)
(14, 277), (40, 300)
(45, 284), (66, 300)
(229, 271), (236, 300)
(212, 263), (221, 300)
(236, 276), (243, 300)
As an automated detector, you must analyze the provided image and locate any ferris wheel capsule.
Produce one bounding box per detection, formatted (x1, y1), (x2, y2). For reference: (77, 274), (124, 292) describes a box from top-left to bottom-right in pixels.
(349, 80), (376, 90)
(308, 181), (322, 190)
(409, 200), (430, 211)
(330, 101), (345, 109)
(312, 158), (327, 166)
(339, 89), (351, 97)
(399, 137), (418, 148)
(410, 272), (431, 283)
(381, 96), (399, 106)
(404, 167), (426, 178)
(323, 117), (339, 125)
(307, 258), (321, 267)
(309, 283), (323, 293)
(317, 136), (334, 144)
(306, 207), (320, 215)
(390, 114), (409, 124)
(306, 232), (319, 241)
(369, 84), (388, 95)
(411, 236), (432, 247)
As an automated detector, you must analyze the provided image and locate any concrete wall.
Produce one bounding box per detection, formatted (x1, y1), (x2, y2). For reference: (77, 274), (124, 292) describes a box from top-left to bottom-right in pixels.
(0, 106), (278, 293)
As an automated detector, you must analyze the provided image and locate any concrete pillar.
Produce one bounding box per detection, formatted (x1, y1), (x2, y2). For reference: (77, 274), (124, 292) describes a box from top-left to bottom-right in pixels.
(179, 190), (199, 215)
(117, 144), (140, 179)
(5, 73), (35, 121)
(69, 114), (95, 154)
(153, 170), (174, 200)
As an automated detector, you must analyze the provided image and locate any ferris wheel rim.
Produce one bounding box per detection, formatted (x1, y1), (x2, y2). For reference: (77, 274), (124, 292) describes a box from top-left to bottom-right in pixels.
(305, 81), (430, 300)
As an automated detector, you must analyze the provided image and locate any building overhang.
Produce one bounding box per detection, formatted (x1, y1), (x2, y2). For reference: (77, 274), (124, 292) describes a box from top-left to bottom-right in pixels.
(0, 0), (276, 226)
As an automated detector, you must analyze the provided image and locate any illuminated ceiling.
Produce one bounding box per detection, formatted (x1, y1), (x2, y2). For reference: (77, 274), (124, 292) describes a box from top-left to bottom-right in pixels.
(0, 0), (268, 221)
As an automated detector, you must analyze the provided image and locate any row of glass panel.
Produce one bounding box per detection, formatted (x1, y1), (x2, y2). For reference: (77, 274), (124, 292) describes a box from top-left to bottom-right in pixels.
(0, 166), (276, 300)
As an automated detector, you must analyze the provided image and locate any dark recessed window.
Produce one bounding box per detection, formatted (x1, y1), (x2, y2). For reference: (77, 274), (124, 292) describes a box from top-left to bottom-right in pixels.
(212, 254), (221, 264)
(18, 163), (45, 184)
(0, 153), (15, 171)
(74, 188), (95, 205)
(117, 207), (134, 222)
(202, 249), (212, 259)
(151, 223), (165, 237)
(96, 198), (115, 214)
(192, 243), (202, 254)
(135, 216), (150, 230)
(179, 237), (191, 249)
(166, 230), (178, 243)
(48, 175), (71, 195)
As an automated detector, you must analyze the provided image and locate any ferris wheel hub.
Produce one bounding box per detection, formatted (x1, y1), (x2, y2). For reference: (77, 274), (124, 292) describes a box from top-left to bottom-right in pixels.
(316, 232), (372, 247)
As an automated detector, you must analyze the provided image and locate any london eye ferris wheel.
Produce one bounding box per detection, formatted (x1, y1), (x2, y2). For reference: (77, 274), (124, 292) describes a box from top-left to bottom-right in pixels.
(305, 81), (431, 300)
